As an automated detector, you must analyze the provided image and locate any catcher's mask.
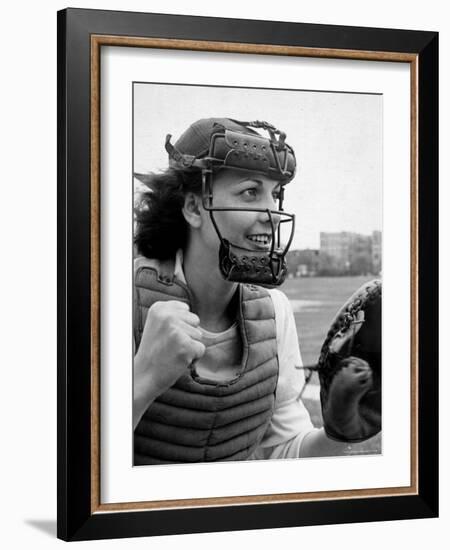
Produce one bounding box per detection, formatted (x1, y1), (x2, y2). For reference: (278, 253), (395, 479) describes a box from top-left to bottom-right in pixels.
(165, 118), (297, 286)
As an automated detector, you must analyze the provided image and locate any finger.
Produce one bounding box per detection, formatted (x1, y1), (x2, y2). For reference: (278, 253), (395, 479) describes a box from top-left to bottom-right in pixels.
(166, 300), (190, 311)
(178, 321), (203, 341)
(191, 340), (206, 359)
(179, 311), (201, 327)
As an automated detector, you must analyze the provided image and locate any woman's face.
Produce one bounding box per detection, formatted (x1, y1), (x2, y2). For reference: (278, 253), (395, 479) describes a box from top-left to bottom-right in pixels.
(199, 168), (282, 254)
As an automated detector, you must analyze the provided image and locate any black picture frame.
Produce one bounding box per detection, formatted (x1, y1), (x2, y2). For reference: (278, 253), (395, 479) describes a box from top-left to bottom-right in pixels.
(57, 8), (438, 541)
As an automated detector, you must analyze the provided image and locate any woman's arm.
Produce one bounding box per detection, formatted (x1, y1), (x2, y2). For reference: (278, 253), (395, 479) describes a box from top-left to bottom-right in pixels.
(133, 354), (162, 430)
(299, 427), (379, 457)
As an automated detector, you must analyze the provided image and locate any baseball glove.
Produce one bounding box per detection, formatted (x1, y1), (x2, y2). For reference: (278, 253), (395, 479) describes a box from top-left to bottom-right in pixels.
(318, 279), (382, 443)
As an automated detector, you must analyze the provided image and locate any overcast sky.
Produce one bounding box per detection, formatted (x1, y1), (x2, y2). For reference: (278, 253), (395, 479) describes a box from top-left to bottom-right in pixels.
(134, 83), (382, 249)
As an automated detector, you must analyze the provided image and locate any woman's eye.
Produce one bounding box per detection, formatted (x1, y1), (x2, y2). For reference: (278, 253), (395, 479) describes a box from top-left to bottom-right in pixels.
(242, 188), (257, 198)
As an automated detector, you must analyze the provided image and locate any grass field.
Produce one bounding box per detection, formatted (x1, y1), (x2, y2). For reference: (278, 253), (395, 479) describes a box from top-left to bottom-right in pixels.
(281, 275), (382, 454)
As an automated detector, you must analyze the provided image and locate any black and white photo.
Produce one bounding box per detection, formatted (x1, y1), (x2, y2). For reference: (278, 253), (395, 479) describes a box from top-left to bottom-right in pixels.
(132, 83), (382, 465)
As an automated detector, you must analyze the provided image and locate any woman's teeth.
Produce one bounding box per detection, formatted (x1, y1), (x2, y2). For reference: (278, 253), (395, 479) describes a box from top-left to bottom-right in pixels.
(247, 235), (270, 244)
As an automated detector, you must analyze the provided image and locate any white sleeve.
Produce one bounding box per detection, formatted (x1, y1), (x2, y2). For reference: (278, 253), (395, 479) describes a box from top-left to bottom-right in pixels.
(250, 289), (316, 460)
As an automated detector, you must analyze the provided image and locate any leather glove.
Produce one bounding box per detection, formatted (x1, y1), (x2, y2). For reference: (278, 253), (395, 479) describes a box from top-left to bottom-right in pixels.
(318, 280), (382, 442)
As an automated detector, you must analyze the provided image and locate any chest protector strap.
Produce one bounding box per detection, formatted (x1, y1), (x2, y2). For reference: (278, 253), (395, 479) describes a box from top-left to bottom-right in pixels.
(133, 256), (279, 464)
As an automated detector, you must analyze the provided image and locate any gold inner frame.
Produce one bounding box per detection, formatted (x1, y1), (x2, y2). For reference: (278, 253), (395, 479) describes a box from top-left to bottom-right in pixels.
(90, 35), (419, 514)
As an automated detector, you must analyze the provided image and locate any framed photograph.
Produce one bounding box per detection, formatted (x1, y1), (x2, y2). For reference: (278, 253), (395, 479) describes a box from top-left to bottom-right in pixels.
(57, 8), (438, 541)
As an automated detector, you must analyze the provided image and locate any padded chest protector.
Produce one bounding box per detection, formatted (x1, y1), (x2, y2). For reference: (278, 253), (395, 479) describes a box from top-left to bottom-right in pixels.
(133, 256), (279, 464)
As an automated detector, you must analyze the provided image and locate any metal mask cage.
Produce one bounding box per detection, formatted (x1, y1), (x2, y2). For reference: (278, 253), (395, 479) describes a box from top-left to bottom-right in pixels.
(201, 171), (296, 286)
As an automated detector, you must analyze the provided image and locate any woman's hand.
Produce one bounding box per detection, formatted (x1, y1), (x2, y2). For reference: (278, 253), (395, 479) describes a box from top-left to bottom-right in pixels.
(133, 300), (205, 428)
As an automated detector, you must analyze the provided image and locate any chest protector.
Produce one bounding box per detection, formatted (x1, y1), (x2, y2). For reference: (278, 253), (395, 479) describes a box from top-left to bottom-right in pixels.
(133, 256), (279, 464)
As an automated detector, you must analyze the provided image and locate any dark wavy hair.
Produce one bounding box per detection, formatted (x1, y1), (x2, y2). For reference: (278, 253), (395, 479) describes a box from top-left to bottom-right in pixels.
(134, 168), (203, 260)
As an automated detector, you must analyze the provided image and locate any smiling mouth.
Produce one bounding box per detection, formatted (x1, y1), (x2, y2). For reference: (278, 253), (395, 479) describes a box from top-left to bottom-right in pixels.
(246, 234), (272, 249)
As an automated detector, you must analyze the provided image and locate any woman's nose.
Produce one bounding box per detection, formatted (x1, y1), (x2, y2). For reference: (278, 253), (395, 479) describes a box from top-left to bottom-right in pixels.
(257, 207), (281, 229)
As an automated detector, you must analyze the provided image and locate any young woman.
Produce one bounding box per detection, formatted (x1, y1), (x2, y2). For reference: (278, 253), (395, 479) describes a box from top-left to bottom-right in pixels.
(133, 118), (379, 465)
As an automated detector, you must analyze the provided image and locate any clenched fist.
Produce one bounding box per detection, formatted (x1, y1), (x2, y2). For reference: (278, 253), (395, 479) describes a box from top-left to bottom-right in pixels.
(133, 300), (206, 428)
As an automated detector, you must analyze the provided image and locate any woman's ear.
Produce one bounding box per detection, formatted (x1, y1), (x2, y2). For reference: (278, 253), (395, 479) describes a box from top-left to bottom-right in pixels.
(182, 192), (203, 228)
